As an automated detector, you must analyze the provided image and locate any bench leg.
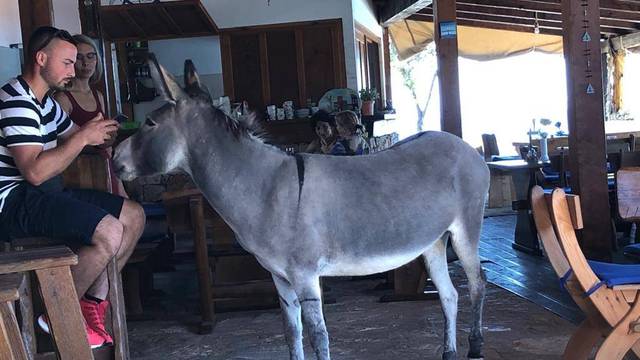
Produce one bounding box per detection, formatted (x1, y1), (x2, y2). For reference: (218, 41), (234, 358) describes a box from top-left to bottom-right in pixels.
(562, 318), (604, 360)
(35, 266), (94, 360)
(0, 301), (28, 360)
(17, 272), (35, 358)
(189, 197), (215, 334)
(107, 257), (130, 360)
(595, 298), (640, 360)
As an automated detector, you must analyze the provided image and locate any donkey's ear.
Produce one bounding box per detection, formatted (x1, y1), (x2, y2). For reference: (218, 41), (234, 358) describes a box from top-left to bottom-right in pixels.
(147, 53), (186, 103)
(184, 59), (201, 91)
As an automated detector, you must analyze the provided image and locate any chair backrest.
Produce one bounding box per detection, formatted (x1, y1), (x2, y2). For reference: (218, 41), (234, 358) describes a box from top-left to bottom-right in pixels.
(620, 151), (640, 168)
(616, 167), (640, 221)
(607, 139), (631, 154)
(61, 152), (112, 193)
(530, 186), (571, 278)
(481, 134), (499, 161)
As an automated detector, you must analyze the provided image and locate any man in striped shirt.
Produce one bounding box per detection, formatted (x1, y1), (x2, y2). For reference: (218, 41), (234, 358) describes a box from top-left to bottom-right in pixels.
(0, 27), (145, 348)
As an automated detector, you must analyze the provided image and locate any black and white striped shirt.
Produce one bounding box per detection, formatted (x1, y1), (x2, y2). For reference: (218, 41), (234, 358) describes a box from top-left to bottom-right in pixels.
(0, 76), (73, 211)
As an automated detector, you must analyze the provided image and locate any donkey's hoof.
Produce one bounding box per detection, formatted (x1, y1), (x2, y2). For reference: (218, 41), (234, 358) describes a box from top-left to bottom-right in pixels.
(467, 352), (484, 360)
(443, 350), (457, 360)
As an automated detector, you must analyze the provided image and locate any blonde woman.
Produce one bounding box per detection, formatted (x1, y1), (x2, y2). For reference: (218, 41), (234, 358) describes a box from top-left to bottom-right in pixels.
(332, 110), (369, 155)
(54, 34), (127, 197)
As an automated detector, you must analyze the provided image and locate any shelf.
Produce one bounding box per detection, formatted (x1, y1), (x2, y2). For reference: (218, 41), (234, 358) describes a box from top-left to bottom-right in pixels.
(100, 0), (218, 42)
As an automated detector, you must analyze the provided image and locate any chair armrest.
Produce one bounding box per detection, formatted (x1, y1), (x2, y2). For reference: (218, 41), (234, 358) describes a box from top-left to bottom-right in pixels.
(0, 246), (77, 274)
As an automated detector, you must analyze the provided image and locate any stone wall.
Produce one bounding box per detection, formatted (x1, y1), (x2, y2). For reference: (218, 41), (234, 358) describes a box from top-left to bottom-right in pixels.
(124, 173), (195, 203)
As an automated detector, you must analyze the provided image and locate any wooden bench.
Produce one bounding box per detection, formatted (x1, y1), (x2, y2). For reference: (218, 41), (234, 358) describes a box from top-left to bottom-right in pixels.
(0, 246), (93, 360)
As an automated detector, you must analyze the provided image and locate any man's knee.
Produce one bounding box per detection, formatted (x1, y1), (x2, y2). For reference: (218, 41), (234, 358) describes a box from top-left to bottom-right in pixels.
(93, 215), (124, 256)
(121, 200), (145, 232)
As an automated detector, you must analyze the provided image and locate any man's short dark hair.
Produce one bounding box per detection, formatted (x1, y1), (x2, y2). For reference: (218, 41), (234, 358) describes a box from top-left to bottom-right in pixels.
(309, 110), (335, 131)
(26, 26), (77, 66)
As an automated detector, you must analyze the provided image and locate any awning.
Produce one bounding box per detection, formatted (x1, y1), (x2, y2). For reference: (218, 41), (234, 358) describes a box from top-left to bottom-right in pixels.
(389, 20), (563, 61)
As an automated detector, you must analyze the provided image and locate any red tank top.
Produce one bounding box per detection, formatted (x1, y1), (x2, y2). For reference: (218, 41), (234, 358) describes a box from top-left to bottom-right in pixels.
(63, 89), (103, 126)
(63, 90), (124, 196)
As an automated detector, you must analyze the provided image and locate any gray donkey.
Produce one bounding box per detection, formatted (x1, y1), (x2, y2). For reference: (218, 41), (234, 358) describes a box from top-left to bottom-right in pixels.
(113, 57), (489, 360)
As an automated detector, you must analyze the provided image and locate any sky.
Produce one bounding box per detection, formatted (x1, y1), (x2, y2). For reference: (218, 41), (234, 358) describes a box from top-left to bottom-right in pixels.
(381, 48), (640, 156)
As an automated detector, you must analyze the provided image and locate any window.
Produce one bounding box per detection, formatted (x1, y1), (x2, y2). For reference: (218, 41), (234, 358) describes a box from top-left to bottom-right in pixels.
(355, 24), (382, 108)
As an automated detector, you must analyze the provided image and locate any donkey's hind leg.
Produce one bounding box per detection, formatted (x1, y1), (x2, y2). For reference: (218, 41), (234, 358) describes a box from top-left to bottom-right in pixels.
(273, 274), (304, 360)
(423, 234), (458, 360)
(293, 276), (330, 360)
(450, 218), (486, 359)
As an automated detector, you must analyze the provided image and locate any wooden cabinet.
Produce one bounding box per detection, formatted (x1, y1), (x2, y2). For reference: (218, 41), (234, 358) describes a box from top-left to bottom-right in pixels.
(221, 19), (347, 113)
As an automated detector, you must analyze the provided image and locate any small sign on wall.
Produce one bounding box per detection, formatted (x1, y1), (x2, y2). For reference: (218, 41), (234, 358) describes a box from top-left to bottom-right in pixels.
(439, 21), (457, 39)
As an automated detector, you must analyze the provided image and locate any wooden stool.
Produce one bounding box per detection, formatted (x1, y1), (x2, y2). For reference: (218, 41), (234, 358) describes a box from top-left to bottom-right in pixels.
(0, 246), (93, 360)
(0, 273), (28, 360)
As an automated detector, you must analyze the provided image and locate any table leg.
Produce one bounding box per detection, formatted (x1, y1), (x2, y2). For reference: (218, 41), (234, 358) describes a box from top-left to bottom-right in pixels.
(510, 170), (543, 256)
(189, 196), (215, 334)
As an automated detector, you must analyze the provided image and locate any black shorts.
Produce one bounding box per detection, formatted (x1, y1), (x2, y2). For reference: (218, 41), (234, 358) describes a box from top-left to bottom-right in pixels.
(0, 180), (125, 245)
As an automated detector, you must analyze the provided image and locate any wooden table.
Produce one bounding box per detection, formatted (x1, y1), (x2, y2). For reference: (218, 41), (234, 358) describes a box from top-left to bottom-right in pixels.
(487, 160), (547, 256)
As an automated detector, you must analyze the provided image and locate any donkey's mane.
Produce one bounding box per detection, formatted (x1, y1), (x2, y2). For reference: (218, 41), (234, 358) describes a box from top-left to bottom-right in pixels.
(211, 106), (268, 142)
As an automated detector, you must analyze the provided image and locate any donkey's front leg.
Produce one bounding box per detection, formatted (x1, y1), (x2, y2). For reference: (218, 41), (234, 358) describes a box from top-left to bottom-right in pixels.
(273, 274), (304, 359)
(295, 276), (330, 360)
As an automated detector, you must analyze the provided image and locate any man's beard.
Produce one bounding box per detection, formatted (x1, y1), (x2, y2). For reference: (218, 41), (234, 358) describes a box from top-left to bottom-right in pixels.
(41, 66), (72, 91)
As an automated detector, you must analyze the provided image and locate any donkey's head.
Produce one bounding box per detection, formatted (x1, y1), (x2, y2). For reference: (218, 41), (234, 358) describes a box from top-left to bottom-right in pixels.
(113, 55), (210, 181)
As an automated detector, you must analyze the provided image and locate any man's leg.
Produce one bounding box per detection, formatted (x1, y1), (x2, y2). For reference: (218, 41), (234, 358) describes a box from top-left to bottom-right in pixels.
(81, 199), (144, 299)
(115, 199), (145, 272)
(72, 215), (123, 300)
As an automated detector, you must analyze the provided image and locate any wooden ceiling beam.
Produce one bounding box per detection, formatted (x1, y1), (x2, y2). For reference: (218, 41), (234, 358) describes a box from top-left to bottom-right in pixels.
(408, 13), (564, 36)
(452, 0), (640, 22)
(409, 12), (621, 36)
(379, 0), (433, 25)
(419, 5), (640, 31)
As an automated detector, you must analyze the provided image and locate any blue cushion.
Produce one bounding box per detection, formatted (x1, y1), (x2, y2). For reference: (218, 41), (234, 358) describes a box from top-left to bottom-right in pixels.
(142, 203), (166, 218)
(491, 155), (520, 161)
(588, 260), (640, 287)
(624, 244), (640, 257)
(543, 187), (572, 194)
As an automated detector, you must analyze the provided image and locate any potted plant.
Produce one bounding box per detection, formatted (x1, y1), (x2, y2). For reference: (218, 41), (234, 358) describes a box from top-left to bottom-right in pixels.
(359, 88), (379, 116)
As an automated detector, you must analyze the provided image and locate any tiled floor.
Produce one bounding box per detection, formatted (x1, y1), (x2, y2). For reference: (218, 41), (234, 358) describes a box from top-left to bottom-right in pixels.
(479, 214), (583, 324)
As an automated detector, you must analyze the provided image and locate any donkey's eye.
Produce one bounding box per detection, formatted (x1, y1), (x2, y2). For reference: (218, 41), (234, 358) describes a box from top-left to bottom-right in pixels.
(145, 118), (157, 127)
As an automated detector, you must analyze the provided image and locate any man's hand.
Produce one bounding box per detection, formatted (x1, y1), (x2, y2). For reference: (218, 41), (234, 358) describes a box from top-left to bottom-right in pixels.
(77, 114), (119, 146)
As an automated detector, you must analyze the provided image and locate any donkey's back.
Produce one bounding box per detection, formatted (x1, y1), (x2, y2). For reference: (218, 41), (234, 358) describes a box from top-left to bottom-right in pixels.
(296, 131), (489, 276)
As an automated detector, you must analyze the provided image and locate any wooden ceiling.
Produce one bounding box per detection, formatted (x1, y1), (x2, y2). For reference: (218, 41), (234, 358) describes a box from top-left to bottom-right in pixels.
(377, 0), (640, 38)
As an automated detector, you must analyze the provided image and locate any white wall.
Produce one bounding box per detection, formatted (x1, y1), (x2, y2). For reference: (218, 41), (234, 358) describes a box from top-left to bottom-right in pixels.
(132, 36), (224, 122)
(52, 0), (81, 34)
(0, 0), (21, 47)
(352, 0), (382, 38)
(148, 36), (222, 75)
(203, 0), (358, 89)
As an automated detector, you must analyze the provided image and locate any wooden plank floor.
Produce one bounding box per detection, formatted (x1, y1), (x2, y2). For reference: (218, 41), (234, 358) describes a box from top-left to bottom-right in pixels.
(479, 215), (583, 324)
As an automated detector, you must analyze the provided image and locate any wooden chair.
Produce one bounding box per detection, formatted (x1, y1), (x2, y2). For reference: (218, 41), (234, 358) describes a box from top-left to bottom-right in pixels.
(9, 152), (129, 359)
(162, 188), (278, 334)
(0, 246), (94, 360)
(616, 167), (640, 260)
(531, 185), (640, 359)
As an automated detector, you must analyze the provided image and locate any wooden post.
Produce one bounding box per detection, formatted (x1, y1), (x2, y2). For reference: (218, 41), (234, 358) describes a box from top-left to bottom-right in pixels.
(433, 0), (462, 137)
(561, 0), (612, 260)
(18, 0), (54, 56)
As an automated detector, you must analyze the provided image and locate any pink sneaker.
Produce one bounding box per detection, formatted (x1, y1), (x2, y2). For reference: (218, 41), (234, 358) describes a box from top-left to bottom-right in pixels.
(80, 298), (113, 345)
(97, 299), (114, 345)
(37, 314), (105, 349)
